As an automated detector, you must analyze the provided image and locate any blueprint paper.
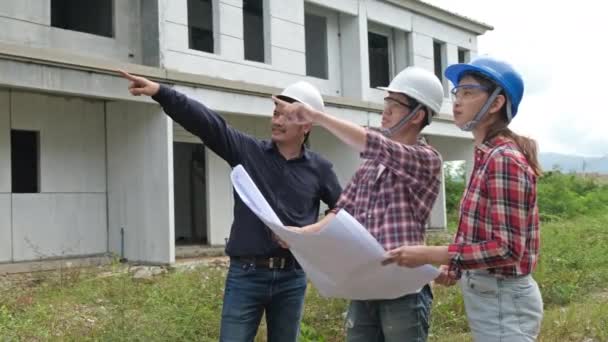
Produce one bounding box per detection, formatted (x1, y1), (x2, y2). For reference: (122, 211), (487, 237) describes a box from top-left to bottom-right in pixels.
(230, 165), (439, 300)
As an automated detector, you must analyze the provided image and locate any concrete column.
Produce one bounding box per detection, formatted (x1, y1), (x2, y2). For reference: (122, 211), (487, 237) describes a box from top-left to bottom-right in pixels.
(394, 30), (410, 73)
(339, 2), (368, 100)
(428, 165), (447, 229)
(410, 32), (434, 73)
(141, 0), (161, 67)
(106, 101), (175, 264)
(0, 195), (10, 262)
(426, 135), (475, 230)
(9, 91), (107, 262)
(268, 0), (306, 73)
(445, 43), (458, 91)
(446, 43), (459, 66)
(218, 0), (244, 60)
(0, 89), (9, 194)
(205, 149), (233, 246)
(0, 89), (10, 262)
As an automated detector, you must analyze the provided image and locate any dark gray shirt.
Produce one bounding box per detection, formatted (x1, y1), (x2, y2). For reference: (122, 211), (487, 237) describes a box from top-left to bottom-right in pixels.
(153, 85), (342, 257)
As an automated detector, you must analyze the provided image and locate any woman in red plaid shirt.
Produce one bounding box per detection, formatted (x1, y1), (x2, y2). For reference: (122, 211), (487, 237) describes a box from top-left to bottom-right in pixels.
(384, 56), (544, 341)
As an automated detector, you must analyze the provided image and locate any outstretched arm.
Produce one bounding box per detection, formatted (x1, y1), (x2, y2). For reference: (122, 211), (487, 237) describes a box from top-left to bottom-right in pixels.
(272, 96), (367, 152)
(119, 70), (251, 166)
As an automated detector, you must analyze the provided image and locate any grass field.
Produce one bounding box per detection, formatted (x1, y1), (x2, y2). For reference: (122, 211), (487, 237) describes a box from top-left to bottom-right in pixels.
(1, 212), (607, 341)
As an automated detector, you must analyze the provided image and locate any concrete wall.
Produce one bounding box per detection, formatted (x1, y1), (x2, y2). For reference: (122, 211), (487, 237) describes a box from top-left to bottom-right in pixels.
(11, 92), (106, 193)
(12, 194), (107, 260)
(106, 102), (175, 264)
(0, 194), (10, 262)
(161, 0), (340, 93)
(159, 0), (479, 115)
(0, 90), (9, 193)
(429, 135), (474, 162)
(339, 3), (367, 100)
(0, 0), (488, 263)
(431, 134), (475, 182)
(0, 0), (145, 64)
(3, 91), (108, 261)
(0, 77), (469, 264)
(0, 0), (483, 109)
(427, 165), (447, 229)
(0, 90), (10, 262)
(142, 0), (161, 66)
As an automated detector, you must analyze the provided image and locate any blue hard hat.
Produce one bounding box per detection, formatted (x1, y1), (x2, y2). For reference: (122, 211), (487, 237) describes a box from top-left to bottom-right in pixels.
(445, 56), (524, 119)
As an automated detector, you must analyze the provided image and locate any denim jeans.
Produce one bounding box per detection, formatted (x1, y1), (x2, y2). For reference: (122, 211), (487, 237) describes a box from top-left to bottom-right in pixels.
(219, 258), (307, 342)
(460, 270), (543, 341)
(345, 285), (433, 342)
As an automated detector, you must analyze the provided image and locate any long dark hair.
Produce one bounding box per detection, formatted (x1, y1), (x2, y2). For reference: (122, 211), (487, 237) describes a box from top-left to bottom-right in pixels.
(467, 73), (542, 176)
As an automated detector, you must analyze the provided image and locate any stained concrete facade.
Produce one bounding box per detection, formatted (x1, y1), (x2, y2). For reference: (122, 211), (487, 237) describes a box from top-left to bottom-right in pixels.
(0, 0), (489, 266)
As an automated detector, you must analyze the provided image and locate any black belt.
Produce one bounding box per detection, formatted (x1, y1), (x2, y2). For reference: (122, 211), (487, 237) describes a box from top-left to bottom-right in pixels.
(231, 256), (301, 270)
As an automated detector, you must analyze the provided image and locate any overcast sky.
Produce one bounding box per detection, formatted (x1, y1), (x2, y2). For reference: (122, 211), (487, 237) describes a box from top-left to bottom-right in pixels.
(425, 0), (607, 157)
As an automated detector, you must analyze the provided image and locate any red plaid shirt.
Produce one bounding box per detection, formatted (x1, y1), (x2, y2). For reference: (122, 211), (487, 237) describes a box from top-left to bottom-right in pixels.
(448, 137), (540, 279)
(332, 130), (442, 250)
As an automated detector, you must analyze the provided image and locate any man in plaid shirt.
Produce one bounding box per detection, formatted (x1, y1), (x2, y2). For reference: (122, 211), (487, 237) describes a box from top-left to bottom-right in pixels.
(274, 66), (445, 341)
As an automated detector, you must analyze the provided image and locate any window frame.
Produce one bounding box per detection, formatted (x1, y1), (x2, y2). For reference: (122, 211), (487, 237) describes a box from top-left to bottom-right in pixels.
(11, 129), (41, 194)
(368, 22), (395, 89)
(50, 0), (115, 38)
(187, 0), (217, 54)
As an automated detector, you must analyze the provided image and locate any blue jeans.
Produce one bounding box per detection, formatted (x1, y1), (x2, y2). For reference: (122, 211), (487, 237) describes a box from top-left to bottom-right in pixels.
(219, 258), (307, 342)
(346, 285), (433, 342)
(460, 270), (543, 341)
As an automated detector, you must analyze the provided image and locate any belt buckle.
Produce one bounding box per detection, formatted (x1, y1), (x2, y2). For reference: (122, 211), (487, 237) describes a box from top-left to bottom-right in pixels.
(269, 257), (286, 269)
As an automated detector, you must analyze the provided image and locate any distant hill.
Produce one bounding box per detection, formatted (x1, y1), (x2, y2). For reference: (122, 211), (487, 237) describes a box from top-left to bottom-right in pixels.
(540, 152), (608, 174)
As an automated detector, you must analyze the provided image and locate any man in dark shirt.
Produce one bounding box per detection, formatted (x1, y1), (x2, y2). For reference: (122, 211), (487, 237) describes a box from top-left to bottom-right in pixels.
(119, 71), (342, 342)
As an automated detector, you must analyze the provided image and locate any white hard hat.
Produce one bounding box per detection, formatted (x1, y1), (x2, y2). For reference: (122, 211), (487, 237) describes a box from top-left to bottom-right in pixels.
(278, 81), (325, 112)
(378, 67), (444, 115)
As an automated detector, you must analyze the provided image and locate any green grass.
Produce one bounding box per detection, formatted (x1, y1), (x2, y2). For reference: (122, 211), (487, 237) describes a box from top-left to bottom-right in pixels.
(1, 212), (607, 341)
(427, 212), (608, 341)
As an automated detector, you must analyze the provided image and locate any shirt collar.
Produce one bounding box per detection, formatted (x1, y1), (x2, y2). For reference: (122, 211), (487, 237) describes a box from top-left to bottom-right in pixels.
(475, 136), (511, 161)
(263, 140), (310, 161)
(475, 135), (511, 157)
